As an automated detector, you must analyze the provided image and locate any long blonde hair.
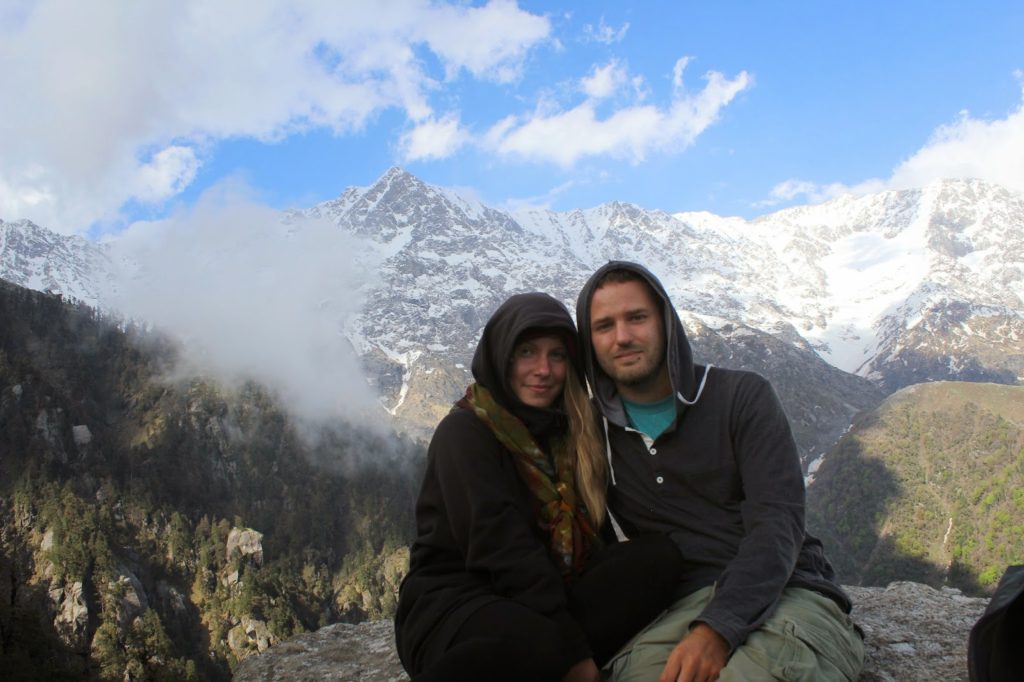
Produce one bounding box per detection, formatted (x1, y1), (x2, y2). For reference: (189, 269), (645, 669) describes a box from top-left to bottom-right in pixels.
(563, 363), (607, 527)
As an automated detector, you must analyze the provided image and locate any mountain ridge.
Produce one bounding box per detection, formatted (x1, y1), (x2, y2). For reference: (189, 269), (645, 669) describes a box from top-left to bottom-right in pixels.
(2, 170), (1022, 452)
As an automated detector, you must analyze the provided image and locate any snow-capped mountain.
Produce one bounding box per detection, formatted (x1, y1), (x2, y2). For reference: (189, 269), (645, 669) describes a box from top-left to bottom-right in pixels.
(0, 219), (112, 308)
(303, 168), (1022, 387)
(2, 169), (1021, 461)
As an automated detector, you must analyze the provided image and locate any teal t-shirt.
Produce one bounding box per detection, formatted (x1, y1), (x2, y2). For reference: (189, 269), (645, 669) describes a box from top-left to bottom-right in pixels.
(622, 395), (676, 440)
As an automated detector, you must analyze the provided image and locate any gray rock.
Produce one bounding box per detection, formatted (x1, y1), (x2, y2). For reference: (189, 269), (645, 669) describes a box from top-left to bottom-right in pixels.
(110, 566), (149, 630)
(228, 616), (276, 658)
(233, 582), (990, 682)
(847, 582), (988, 682)
(233, 620), (406, 681)
(72, 424), (92, 446)
(48, 580), (90, 651)
(227, 527), (265, 566)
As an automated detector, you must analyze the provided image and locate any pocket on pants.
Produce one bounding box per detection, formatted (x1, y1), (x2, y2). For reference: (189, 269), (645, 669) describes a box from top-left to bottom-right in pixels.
(736, 619), (819, 681)
(742, 600), (862, 682)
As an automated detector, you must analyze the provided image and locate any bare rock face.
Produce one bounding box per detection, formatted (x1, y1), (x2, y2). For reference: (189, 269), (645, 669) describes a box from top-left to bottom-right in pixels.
(228, 616), (276, 658)
(232, 620), (406, 681)
(847, 582), (989, 681)
(48, 579), (90, 651)
(232, 582), (990, 682)
(109, 566), (149, 630)
(227, 527), (265, 566)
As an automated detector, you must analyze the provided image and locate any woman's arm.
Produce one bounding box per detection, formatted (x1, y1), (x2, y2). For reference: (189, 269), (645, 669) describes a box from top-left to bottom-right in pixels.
(429, 409), (591, 656)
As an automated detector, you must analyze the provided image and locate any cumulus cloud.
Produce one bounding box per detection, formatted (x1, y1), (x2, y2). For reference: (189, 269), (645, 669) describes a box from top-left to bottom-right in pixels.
(485, 59), (752, 166)
(420, 0), (550, 83)
(581, 60), (629, 99)
(0, 0), (551, 233)
(399, 114), (470, 162)
(132, 146), (202, 204)
(764, 85), (1024, 207)
(106, 179), (383, 425)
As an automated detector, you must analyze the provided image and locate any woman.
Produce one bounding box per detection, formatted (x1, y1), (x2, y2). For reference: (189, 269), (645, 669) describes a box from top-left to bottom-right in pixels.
(395, 293), (683, 682)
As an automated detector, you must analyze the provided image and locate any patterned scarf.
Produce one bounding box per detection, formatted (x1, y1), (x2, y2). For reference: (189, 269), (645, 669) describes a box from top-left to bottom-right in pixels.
(458, 383), (602, 580)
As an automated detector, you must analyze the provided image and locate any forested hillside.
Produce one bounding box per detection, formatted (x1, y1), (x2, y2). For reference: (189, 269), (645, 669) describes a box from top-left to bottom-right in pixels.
(0, 281), (423, 680)
(807, 381), (1024, 594)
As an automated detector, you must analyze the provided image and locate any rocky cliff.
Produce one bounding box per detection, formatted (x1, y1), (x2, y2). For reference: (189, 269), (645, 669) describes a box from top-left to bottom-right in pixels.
(233, 582), (991, 682)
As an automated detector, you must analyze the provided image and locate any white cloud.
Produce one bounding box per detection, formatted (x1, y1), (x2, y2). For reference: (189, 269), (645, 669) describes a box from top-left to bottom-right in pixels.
(764, 86), (1024, 207)
(673, 56), (692, 91)
(582, 17), (630, 45)
(107, 179), (382, 424)
(487, 59), (752, 166)
(502, 180), (577, 212)
(0, 0), (551, 233)
(399, 114), (470, 161)
(420, 0), (551, 83)
(581, 60), (628, 100)
(132, 146), (202, 204)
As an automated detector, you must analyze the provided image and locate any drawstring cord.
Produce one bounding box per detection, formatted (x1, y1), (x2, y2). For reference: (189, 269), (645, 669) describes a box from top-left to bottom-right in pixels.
(678, 364), (712, 406)
(603, 415), (616, 486)
(604, 365), (713, 488)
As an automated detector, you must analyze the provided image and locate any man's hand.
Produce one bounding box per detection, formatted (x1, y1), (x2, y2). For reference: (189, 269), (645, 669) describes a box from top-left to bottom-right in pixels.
(562, 657), (601, 682)
(657, 623), (729, 682)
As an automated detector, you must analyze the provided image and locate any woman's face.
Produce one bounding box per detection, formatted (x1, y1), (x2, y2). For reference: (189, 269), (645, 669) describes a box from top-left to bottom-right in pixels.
(509, 334), (569, 409)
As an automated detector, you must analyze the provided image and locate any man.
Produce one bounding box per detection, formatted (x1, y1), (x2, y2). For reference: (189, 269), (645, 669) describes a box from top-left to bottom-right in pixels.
(576, 261), (864, 682)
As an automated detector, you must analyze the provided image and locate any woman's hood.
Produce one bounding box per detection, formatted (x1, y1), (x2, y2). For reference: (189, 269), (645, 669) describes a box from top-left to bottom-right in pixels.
(471, 292), (583, 430)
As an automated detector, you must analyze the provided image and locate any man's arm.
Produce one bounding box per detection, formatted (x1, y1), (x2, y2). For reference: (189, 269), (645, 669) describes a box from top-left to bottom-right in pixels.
(698, 375), (805, 646)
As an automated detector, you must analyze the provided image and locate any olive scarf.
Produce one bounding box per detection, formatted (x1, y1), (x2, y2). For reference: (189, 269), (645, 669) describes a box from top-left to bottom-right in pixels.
(458, 382), (601, 580)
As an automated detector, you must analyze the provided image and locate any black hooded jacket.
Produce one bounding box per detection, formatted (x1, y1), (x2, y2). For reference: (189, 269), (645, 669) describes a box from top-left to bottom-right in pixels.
(394, 293), (591, 675)
(576, 261), (851, 650)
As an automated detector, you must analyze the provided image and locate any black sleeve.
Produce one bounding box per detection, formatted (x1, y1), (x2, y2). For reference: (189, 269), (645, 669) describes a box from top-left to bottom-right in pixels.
(695, 374), (805, 649)
(429, 409), (591, 659)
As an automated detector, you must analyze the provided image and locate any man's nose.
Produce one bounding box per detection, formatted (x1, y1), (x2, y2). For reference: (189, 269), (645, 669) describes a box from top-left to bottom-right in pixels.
(613, 322), (632, 346)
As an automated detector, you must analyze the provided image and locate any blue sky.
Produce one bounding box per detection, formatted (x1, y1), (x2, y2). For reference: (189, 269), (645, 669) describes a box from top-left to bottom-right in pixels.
(2, 1), (1022, 236)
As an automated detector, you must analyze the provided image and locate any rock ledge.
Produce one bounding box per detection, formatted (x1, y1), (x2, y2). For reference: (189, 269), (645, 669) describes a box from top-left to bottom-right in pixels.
(234, 582), (989, 682)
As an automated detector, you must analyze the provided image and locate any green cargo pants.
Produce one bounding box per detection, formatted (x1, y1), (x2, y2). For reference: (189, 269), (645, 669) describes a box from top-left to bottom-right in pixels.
(609, 585), (864, 681)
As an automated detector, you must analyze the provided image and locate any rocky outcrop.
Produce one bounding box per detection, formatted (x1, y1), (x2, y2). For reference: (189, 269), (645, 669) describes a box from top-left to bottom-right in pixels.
(233, 582), (990, 682)
(227, 527), (264, 566)
(233, 620), (405, 682)
(228, 616), (276, 657)
(847, 582), (988, 681)
(48, 578), (90, 651)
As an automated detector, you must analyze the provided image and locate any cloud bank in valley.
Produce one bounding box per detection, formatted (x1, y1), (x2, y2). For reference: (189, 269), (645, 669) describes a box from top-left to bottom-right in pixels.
(107, 180), (382, 426)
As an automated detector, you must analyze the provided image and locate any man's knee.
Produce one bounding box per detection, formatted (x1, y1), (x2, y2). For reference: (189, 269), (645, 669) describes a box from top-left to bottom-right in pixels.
(722, 589), (864, 682)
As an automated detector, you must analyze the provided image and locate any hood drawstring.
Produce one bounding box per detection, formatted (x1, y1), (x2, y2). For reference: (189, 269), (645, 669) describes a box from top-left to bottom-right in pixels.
(678, 365), (712, 406)
(602, 415), (616, 486)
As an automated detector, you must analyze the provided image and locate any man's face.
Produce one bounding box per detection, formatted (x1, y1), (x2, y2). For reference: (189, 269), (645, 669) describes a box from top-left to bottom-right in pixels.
(588, 279), (670, 401)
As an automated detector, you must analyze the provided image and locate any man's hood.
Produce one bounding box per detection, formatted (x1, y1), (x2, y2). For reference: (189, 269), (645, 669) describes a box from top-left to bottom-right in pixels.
(575, 261), (697, 426)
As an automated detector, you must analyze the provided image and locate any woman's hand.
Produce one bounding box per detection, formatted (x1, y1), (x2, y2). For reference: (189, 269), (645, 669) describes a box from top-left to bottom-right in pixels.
(562, 657), (601, 682)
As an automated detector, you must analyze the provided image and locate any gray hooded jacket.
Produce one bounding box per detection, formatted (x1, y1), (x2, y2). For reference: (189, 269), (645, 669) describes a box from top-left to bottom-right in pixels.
(576, 261), (850, 650)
